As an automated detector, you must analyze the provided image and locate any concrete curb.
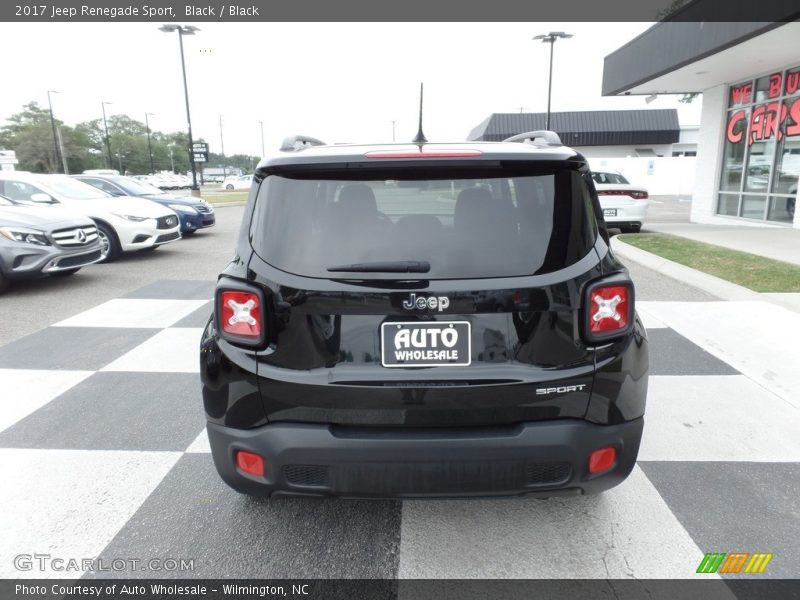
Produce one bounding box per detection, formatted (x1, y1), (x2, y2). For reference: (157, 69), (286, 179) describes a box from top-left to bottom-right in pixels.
(610, 236), (760, 301)
(205, 200), (247, 208)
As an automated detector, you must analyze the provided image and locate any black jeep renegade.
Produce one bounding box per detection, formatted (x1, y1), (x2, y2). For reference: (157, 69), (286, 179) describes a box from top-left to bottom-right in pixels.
(200, 132), (648, 498)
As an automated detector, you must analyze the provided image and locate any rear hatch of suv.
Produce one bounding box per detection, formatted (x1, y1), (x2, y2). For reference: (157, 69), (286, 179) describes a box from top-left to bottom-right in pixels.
(246, 157), (605, 427)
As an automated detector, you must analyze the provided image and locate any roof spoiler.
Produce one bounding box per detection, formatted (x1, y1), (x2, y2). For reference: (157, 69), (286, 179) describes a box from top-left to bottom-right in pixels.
(279, 135), (327, 152)
(503, 130), (562, 146)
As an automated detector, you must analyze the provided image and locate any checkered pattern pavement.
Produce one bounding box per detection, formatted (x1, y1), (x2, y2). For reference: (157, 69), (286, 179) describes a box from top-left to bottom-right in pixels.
(1, 280), (798, 580)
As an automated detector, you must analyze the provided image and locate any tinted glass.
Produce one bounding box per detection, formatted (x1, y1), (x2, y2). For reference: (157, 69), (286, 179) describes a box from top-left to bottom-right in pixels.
(45, 177), (109, 199)
(251, 166), (597, 280)
(113, 176), (164, 195)
(591, 172), (629, 185)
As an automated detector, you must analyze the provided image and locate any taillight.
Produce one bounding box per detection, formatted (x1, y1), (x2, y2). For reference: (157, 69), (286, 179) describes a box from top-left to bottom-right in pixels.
(597, 189), (648, 200)
(216, 286), (266, 346)
(583, 279), (634, 343)
(364, 149), (482, 159)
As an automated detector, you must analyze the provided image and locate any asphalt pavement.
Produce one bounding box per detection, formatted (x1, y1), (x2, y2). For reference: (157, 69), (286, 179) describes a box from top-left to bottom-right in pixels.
(2, 196), (798, 580)
(0, 204), (244, 346)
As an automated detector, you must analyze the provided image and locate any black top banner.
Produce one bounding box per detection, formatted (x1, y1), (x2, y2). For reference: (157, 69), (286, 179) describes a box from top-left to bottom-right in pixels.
(1, 0), (799, 22)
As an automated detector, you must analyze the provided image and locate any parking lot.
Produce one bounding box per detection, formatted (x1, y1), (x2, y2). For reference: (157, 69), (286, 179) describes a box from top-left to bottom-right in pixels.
(1, 202), (799, 580)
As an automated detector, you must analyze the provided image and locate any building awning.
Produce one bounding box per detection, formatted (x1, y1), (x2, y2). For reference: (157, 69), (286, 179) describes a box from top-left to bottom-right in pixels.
(468, 110), (680, 146)
(602, 21), (800, 96)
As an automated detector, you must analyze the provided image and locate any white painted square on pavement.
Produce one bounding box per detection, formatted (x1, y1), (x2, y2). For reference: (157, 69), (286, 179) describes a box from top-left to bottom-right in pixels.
(398, 466), (708, 579)
(0, 369), (94, 435)
(0, 448), (181, 578)
(635, 306), (667, 329)
(640, 301), (800, 408)
(53, 299), (208, 329)
(639, 375), (800, 462)
(101, 328), (204, 373)
(185, 428), (211, 453)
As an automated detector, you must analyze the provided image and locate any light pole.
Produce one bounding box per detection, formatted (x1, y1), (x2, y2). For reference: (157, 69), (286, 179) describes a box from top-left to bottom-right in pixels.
(219, 114), (226, 181)
(391, 120), (396, 142)
(533, 31), (573, 131)
(160, 24), (200, 195)
(145, 112), (155, 174)
(46, 90), (61, 173)
(258, 120), (265, 156)
(101, 101), (113, 169)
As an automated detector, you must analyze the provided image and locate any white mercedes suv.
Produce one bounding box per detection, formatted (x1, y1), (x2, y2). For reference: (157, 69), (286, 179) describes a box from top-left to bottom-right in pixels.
(0, 172), (181, 261)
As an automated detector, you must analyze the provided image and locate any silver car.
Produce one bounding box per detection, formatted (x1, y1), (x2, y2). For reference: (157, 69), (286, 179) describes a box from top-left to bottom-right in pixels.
(0, 194), (102, 293)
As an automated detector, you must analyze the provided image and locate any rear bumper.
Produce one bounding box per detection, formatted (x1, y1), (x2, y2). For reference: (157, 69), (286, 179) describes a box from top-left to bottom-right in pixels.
(603, 201), (649, 225)
(207, 417), (643, 499)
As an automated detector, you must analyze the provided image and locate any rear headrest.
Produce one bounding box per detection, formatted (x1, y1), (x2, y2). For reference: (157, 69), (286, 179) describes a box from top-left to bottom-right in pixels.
(337, 183), (377, 214)
(455, 187), (492, 230)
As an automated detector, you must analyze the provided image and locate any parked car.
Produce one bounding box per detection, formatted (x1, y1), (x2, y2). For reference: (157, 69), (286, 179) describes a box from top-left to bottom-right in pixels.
(590, 170), (650, 233)
(74, 175), (215, 234)
(200, 132), (648, 498)
(0, 193), (102, 293)
(222, 174), (253, 190)
(0, 173), (181, 262)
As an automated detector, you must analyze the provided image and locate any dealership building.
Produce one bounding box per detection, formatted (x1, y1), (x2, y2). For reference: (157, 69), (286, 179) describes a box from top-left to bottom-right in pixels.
(468, 109), (699, 158)
(603, 21), (800, 228)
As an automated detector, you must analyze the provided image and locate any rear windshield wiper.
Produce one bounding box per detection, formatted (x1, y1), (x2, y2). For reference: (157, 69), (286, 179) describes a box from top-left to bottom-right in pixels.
(326, 261), (431, 273)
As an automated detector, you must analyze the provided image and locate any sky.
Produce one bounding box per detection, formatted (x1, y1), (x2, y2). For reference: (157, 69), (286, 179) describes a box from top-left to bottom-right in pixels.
(0, 22), (702, 157)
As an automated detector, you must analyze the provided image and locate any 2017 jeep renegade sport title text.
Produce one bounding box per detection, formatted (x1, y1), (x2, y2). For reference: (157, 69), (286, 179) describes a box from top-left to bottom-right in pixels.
(200, 132), (649, 498)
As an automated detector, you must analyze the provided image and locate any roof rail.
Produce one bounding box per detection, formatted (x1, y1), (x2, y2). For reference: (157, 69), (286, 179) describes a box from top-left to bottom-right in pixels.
(279, 135), (327, 152)
(503, 130), (562, 146)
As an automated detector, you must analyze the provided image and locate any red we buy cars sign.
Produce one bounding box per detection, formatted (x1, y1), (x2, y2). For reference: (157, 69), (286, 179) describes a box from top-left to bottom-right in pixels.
(726, 71), (800, 145)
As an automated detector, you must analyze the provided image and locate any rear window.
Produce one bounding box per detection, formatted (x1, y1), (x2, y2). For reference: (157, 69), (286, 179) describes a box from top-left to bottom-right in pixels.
(250, 165), (597, 280)
(592, 171), (630, 185)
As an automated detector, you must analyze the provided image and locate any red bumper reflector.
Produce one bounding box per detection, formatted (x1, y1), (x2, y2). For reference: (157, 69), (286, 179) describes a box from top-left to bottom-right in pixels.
(236, 451), (265, 477)
(588, 447), (617, 474)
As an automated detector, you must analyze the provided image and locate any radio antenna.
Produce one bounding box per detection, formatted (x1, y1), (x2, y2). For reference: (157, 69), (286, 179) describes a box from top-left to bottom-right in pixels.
(412, 82), (427, 144)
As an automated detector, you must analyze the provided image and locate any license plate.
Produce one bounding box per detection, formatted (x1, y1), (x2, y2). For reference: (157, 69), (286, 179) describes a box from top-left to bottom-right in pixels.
(604, 208), (617, 217)
(381, 321), (471, 368)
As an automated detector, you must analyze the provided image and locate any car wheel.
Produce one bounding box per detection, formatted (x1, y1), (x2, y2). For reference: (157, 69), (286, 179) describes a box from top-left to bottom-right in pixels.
(225, 184), (234, 190)
(621, 224), (642, 234)
(96, 223), (121, 262)
(788, 198), (796, 219)
(50, 268), (81, 277)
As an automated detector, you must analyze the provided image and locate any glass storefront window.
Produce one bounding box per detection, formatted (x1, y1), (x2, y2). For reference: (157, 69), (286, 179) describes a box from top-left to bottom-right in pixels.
(717, 64), (800, 224)
(720, 108), (748, 191)
(772, 99), (800, 195)
(717, 194), (739, 216)
(785, 68), (800, 97)
(744, 139), (775, 192)
(767, 196), (795, 223)
(741, 195), (767, 219)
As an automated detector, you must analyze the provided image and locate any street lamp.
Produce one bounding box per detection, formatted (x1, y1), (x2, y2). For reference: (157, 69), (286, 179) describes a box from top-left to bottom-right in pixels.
(258, 120), (265, 156)
(159, 24), (200, 195)
(46, 90), (61, 173)
(145, 112), (155, 174)
(219, 114), (226, 181)
(533, 31), (573, 131)
(100, 101), (113, 169)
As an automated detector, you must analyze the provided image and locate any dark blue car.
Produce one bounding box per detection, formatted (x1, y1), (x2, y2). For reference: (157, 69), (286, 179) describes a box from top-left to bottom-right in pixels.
(73, 175), (215, 234)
